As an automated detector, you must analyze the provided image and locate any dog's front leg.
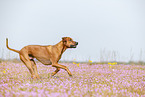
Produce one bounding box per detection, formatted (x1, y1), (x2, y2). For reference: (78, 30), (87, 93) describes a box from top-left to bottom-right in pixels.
(52, 63), (72, 76)
(51, 67), (60, 76)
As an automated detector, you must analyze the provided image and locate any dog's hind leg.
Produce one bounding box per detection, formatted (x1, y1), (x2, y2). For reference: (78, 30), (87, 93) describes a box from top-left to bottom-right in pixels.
(30, 58), (40, 79)
(20, 54), (36, 79)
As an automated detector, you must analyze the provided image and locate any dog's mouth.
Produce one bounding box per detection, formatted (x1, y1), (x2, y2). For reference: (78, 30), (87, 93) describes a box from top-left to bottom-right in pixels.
(70, 45), (77, 48)
(69, 42), (78, 48)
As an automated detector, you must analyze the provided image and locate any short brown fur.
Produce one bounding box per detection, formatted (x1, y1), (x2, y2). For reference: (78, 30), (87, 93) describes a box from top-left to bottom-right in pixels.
(6, 37), (78, 79)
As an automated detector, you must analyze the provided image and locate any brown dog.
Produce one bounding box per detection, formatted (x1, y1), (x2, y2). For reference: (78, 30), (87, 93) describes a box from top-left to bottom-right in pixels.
(6, 37), (78, 79)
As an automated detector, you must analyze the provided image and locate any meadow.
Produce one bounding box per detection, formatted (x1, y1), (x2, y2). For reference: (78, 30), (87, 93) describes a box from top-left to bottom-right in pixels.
(0, 62), (145, 97)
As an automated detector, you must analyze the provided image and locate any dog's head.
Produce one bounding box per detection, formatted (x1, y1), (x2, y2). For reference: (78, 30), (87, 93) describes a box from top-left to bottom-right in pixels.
(62, 37), (78, 48)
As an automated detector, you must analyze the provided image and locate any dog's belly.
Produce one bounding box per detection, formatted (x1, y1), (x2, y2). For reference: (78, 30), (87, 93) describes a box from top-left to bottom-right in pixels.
(36, 58), (52, 65)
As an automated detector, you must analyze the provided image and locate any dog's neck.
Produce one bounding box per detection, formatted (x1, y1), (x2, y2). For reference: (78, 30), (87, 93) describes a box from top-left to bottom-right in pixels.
(55, 41), (67, 55)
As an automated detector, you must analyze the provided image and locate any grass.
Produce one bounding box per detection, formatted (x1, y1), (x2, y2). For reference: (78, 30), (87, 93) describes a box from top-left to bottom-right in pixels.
(0, 62), (145, 97)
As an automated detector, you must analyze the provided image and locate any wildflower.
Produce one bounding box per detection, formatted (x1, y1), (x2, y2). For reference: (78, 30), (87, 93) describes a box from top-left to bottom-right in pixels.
(73, 62), (80, 67)
(76, 63), (80, 67)
(108, 62), (117, 65)
(108, 62), (117, 69)
(3, 70), (6, 73)
(88, 60), (93, 65)
(73, 62), (76, 64)
(88, 60), (92, 63)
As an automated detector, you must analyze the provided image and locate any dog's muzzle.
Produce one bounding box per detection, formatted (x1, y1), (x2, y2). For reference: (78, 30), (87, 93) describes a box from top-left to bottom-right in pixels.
(70, 42), (78, 48)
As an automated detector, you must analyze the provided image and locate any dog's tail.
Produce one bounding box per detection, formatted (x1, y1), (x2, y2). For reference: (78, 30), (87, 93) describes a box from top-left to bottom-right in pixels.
(6, 38), (19, 53)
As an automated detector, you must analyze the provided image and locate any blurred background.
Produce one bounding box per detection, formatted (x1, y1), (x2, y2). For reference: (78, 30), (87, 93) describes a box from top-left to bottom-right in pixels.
(0, 0), (145, 63)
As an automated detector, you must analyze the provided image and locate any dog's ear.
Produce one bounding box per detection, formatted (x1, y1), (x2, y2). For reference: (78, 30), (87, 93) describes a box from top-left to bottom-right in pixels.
(62, 37), (67, 42)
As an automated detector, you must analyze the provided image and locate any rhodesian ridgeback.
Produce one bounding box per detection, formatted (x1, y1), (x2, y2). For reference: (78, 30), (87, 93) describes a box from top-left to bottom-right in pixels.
(6, 37), (78, 79)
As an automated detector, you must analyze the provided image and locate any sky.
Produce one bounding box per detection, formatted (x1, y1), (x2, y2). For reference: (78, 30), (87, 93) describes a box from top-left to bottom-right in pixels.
(0, 0), (145, 62)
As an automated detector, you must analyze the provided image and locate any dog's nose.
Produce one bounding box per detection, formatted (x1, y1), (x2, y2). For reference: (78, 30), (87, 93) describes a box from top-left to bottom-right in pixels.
(75, 42), (78, 45)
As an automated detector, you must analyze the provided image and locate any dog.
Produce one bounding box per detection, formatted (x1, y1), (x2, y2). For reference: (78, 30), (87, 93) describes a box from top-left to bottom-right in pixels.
(6, 37), (78, 79)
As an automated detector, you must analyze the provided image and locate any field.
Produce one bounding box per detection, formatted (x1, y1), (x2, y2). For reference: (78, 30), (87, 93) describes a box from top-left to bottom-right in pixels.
(0, 62), (145, 97)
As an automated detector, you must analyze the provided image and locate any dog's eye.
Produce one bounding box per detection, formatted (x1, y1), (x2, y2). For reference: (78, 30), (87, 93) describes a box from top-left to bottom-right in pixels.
(69, 39), (72, 41)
